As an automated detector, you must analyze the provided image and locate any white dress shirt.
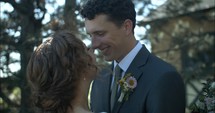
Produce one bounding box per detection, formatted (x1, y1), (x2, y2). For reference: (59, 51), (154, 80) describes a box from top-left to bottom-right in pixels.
(112, 41), (142, 88)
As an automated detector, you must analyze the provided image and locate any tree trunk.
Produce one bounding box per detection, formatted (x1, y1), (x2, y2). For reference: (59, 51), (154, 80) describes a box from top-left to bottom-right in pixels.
(16, 0), (42, 113)
(63, 0), (78, 33)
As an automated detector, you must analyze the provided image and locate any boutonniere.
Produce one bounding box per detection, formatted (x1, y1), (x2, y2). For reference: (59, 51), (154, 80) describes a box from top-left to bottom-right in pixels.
(118, 73), (137, 102)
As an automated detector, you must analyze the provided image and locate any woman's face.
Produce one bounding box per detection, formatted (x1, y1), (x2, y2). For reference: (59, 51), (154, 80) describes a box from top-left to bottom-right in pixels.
(85, 46), (97, 80)
(87, 48), (96, 66)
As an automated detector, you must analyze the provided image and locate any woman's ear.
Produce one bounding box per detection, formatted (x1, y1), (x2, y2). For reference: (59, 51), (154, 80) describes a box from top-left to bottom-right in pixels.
(123, 19), (133, 35)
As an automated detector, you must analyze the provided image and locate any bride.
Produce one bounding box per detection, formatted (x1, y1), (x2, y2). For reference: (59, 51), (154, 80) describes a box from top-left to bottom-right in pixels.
(27, 30), (97, 113)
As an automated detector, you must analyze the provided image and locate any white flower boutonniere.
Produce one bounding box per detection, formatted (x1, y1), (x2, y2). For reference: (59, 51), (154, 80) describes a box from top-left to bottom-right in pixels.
(118, 73), (137, 102)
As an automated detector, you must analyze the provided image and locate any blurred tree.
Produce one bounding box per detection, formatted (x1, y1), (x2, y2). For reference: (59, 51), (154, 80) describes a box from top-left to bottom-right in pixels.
(0, 0), (78, 112)
(63, 0), (78, 32)
(0, 0), (46, 112)
(1, 0), (214, 113)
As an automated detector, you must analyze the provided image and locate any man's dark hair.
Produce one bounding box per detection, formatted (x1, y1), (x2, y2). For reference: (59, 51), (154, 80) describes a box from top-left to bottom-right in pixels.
(80, 0), (136, 31)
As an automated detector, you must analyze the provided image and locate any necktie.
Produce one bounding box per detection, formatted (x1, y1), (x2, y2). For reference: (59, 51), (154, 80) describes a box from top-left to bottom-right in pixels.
(111, 65), (122, 111)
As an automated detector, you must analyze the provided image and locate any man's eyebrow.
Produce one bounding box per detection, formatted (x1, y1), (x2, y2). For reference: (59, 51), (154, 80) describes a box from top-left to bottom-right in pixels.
(94, 31), (104, 34)
(88, 30), (105, 35)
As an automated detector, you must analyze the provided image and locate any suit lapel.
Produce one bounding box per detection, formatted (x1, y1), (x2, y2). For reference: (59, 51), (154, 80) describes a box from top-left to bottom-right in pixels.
(112, 45), (150, 113)
(126, 45), (150, 80)
(93, 66), (112, 112)
(101, 65), (114, 113)
(102, 67), (113, 112)
(112, 69), (143, 113)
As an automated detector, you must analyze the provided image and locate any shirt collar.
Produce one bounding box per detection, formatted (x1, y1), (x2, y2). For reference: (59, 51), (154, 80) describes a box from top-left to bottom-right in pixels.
(114, 41), (142, 72)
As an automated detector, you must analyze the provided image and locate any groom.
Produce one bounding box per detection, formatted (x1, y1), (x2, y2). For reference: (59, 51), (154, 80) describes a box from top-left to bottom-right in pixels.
(80, 0), (185, 113)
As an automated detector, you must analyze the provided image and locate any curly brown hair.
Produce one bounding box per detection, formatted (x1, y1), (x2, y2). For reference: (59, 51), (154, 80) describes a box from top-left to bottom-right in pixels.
(80, 0), (136, 33)
(27, 31), (91, 113)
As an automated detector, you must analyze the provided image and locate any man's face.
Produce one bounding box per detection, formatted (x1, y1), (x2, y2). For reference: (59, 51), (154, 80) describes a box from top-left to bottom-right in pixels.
(85, 14), (129, 61)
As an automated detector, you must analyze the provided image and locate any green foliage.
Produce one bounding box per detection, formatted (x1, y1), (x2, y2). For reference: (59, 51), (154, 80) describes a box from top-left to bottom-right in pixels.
(0, 0), (214, 113)
(190, 79), (215, 113)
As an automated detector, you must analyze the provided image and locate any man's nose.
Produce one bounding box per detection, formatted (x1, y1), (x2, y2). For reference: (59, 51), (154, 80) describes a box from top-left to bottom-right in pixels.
(91, 37), (100, 49)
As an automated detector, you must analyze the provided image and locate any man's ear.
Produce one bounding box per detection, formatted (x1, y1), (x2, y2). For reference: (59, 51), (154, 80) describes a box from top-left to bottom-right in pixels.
(123, 19), (133, 35)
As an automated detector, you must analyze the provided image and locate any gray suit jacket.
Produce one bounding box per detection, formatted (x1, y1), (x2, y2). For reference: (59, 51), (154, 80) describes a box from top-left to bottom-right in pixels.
(90, 45), (185, 113)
